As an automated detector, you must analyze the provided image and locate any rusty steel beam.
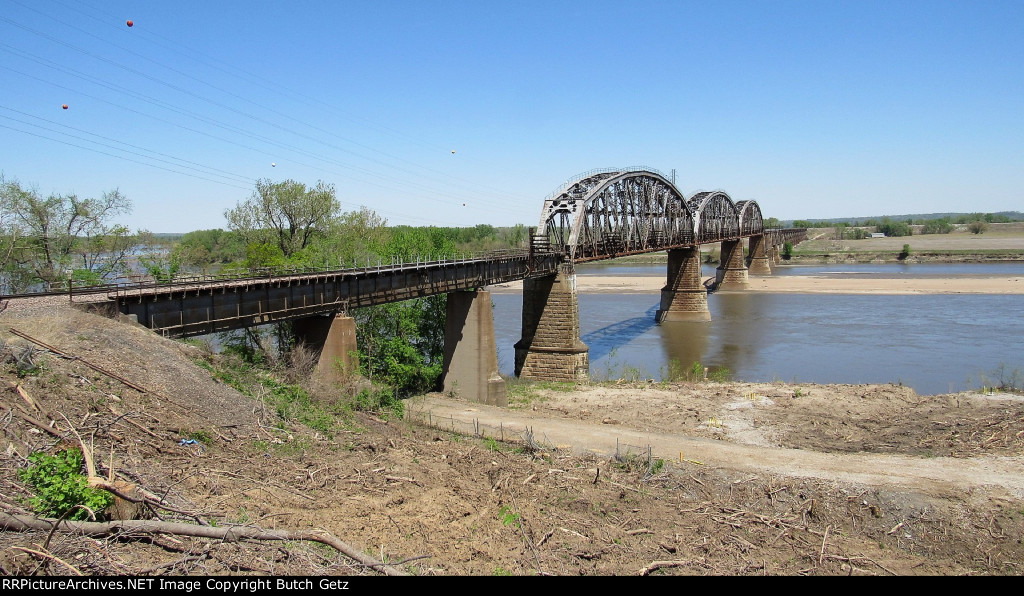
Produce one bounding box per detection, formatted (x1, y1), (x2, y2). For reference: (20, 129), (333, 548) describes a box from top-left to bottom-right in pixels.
(114, 252), (560, 338)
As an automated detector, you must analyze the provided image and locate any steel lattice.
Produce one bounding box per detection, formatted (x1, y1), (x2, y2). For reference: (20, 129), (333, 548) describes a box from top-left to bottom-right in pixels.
(538, 169), (763, 263)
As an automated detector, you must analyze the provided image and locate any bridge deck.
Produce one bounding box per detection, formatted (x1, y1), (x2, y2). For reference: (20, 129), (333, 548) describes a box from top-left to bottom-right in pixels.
(114, 251), (560, 338)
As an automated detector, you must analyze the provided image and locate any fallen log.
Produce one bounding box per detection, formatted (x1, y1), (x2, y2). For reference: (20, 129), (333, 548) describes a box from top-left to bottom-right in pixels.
(0, 512), (408, 576)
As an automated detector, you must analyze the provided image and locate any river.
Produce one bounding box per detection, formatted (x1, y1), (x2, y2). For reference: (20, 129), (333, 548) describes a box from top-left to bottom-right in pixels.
(490, 263), (1024, 395)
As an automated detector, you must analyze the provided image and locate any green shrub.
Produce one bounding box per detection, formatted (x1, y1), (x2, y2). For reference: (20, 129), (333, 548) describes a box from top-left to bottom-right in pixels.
(18, 449), (113, 520)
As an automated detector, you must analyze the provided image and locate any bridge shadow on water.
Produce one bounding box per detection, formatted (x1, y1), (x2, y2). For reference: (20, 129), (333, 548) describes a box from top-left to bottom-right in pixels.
(581, 304), (660, 363)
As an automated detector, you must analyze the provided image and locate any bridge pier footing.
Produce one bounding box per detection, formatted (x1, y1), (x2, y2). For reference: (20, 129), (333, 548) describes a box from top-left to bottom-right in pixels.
(716, 239), (750, 290)
(292, 313), (359, 384)
(514, 265), (589, 382)
(770, 245), (781, 265)
(747, 234), (772, 276)
(442, 290), (507, 407)
(656, 247), (711, 322)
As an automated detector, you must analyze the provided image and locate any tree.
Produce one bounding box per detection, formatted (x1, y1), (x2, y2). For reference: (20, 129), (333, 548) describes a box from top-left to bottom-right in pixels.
(224, 179), (340, 258)
(301, 207), (388, 269)
(920, 219), (953, 234)
(0, 175), (133, 291)
(876, 219), (912, 237)
(354, 297), (446, 397)
(171, 229), (246, 272)
(0, 179), (21, 292)
(968, 220), (989, 234)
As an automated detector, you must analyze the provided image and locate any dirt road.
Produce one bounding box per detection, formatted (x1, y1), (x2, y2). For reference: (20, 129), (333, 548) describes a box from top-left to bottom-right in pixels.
(409, 384), (1024, 502)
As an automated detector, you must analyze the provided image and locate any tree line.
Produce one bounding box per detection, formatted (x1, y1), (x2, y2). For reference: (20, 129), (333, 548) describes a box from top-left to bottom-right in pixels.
(790, 215), (1005, 238)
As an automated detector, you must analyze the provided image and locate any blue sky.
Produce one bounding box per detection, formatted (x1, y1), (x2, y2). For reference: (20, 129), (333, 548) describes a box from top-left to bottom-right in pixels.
(2, 0), (1022, 233)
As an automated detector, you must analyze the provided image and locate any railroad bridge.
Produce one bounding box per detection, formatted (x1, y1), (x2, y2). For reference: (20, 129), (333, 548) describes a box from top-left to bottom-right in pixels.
(93, 168), (807, 406)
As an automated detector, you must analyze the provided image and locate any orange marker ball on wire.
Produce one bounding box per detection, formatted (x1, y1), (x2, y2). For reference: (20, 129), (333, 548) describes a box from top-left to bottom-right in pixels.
(62, 104), (68, 110)
(126, 20), (134, 27)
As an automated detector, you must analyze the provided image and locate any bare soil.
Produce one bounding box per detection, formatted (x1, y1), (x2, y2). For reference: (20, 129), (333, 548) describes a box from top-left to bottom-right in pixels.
(1, 302), (1023, 576)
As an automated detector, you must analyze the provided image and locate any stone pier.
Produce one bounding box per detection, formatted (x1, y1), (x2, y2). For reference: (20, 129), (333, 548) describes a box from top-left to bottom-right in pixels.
(514, 265), (589, 381)
(292, 313), (359, 384)
(770, 245), (781, 265)
(656, 247), (711, 322)
(746, 234), (772, 276)
(442, 290), (506, 406)
(716, 239), (749, 289)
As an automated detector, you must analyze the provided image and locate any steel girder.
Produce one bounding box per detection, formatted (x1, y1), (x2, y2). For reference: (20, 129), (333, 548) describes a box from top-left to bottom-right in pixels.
(538, 170), (695, 262)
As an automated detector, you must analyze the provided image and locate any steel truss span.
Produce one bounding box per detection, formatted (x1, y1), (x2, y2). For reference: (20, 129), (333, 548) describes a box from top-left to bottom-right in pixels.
(537, 169), (762, 263)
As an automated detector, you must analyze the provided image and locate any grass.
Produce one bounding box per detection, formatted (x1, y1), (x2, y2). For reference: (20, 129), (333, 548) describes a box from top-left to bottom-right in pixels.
(505, 376), (575, 408)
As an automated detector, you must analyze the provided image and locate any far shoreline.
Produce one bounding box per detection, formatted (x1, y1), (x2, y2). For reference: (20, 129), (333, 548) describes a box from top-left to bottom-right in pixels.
(488, 272), (1024, 295)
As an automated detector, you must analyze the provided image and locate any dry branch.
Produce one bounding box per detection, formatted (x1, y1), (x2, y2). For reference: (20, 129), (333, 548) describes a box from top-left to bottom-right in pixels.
(0, 513), (409, 576)
(9, 546), (83, 576)
(638, 559), (700, 576)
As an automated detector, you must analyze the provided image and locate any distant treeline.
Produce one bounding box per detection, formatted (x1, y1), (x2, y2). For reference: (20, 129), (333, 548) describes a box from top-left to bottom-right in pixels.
(783, 213), (1019, 238)
(787, 211), (1023, 228)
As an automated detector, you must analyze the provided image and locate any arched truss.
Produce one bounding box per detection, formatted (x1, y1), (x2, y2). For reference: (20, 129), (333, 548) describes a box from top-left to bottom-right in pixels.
(688, 190), (741, 244)
(536, 169), (769, 263)
(537, 170), (695, 262)
(735, 200), (764, 237)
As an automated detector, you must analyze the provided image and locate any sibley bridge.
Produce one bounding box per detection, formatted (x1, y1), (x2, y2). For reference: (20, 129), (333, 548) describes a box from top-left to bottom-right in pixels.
(61, 168), (809, 406)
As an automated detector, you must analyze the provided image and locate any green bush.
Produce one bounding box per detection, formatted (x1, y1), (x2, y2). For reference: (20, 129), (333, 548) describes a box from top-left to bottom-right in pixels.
(920, 219), (953, 234)
(782, 242), (793, 260)
(877, 220), (912, 237)
(18, 449), (113, 520)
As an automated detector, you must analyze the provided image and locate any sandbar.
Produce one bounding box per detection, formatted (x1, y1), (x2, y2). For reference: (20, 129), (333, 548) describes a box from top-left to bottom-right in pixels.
(489, 274), (1024, 295)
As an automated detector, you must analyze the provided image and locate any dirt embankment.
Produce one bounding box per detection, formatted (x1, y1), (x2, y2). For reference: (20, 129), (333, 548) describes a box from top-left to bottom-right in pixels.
(1, 303), (1023, 576)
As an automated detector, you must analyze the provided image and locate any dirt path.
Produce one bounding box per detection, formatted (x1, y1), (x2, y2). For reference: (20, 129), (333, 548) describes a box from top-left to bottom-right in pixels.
(409, 391), (1024, 501)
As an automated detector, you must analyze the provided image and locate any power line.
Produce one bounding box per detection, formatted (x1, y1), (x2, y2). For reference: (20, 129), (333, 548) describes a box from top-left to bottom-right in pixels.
(2, 7), (532, 212)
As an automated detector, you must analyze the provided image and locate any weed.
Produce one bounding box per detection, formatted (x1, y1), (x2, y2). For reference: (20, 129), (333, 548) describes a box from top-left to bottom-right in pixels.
(230, 506), (251, 524)
(18, 449), (113, 520)
(182, 429), (213, 446)
(484, 436), (502, 452)
(493, 566), (512, 576)
(707, 366), (732, 382)
(498, 505), (521, 529)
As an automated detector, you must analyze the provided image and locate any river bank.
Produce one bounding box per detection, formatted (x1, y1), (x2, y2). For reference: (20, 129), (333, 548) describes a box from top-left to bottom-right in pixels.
(490, 272), (1024, 294)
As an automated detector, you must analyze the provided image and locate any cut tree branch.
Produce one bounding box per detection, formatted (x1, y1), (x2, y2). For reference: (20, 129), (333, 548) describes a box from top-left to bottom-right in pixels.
(0, 513), (409, 576)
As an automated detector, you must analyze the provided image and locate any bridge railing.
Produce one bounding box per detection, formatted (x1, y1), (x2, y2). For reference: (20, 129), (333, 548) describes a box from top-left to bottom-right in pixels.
(101, 248), (544, 300)
(1, 248), (552, 301)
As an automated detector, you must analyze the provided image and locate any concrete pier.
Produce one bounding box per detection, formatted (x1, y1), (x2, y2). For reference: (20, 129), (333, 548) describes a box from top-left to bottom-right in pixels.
(746, 234), (772, 276)
(656, 247), (711, 322)
(442, 290), (506, 406)
(716, 239), (750, 290)
(514, 265), (589, 382)
(292, 313), (359, 384)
